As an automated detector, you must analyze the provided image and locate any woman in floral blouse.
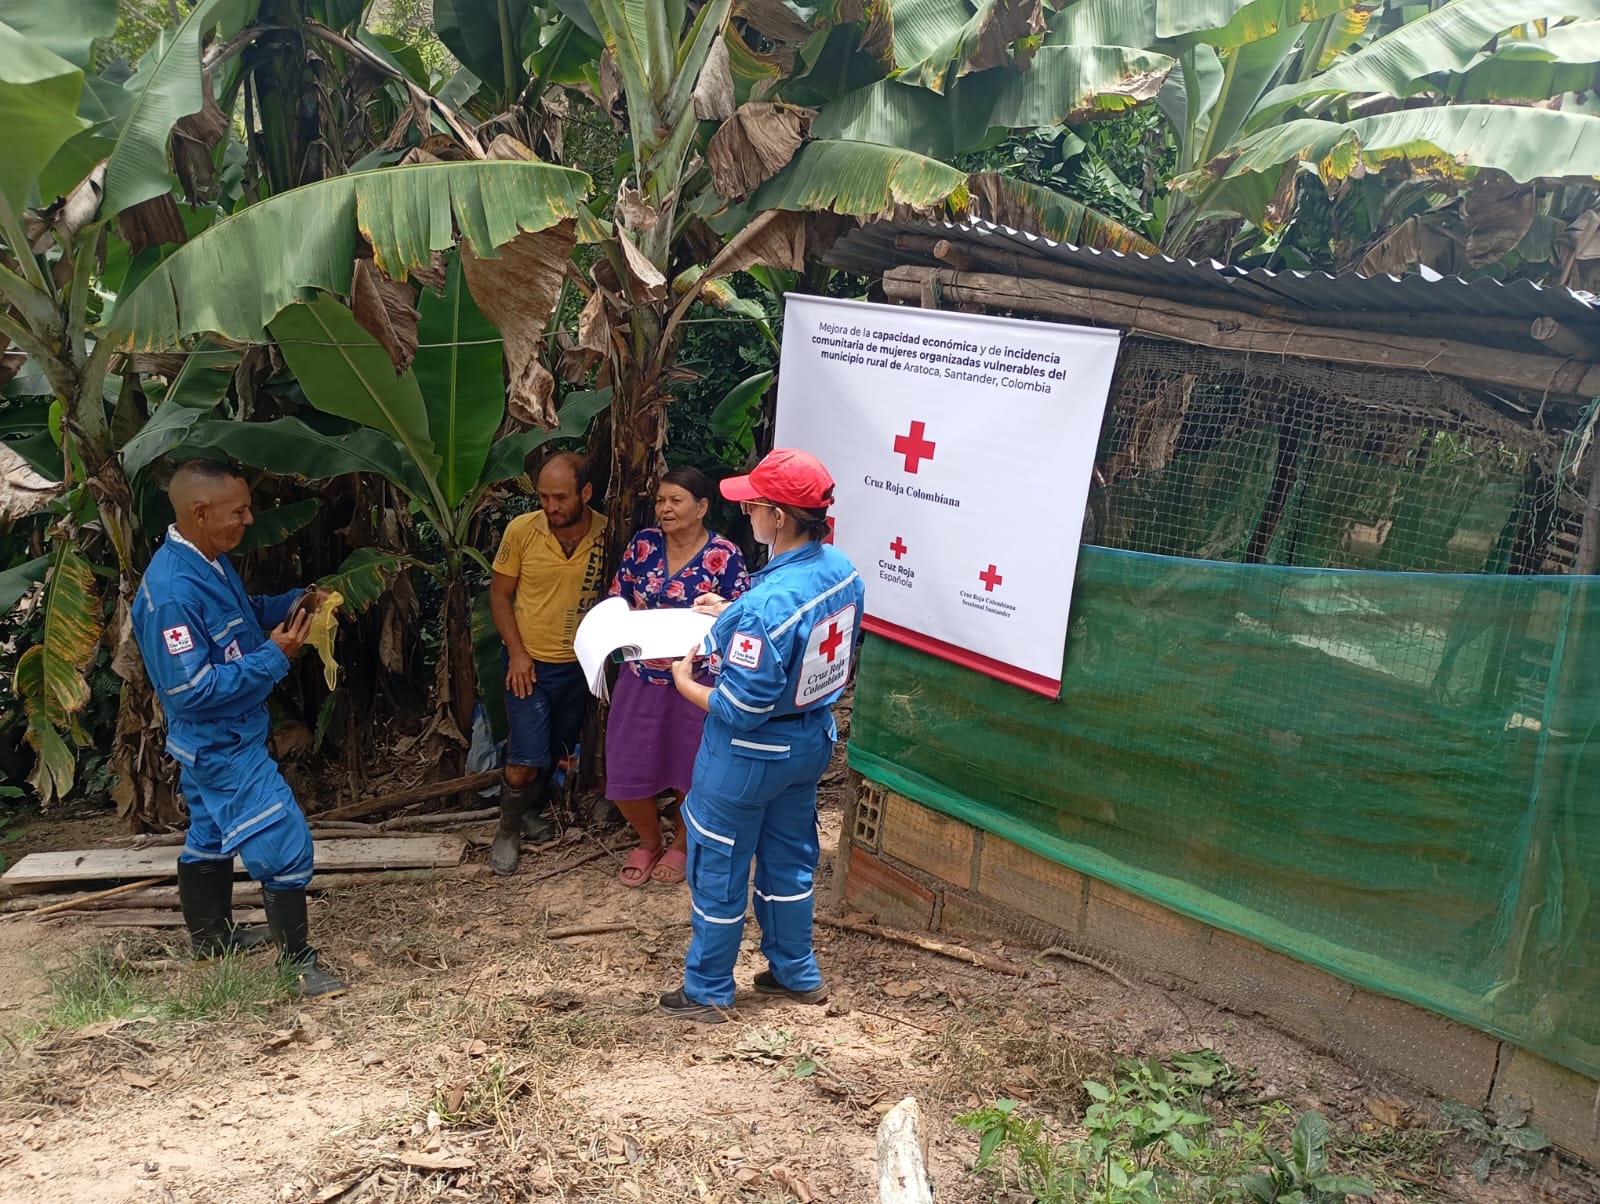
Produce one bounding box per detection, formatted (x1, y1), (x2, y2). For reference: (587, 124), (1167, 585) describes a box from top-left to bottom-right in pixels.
(607, 466), (749, 886)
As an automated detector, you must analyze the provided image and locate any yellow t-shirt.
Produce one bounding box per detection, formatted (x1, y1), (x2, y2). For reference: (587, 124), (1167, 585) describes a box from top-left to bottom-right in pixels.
(491, 510), (608, 663)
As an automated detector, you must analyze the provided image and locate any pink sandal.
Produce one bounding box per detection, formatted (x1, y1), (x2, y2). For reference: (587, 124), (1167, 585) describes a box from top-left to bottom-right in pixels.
(619, 846), (663, 888)
(651, 847), (687, 885)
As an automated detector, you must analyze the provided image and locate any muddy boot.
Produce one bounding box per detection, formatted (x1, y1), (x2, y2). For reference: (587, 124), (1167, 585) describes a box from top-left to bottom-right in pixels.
(490, 774), (543, 876)
(261, 885), (347, 999)
(177, 859), (272, 960)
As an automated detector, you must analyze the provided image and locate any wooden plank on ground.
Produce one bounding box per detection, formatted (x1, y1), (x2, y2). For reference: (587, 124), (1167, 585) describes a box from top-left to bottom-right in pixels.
(0, 835), (467, 895)
(87, 908), (268, 929)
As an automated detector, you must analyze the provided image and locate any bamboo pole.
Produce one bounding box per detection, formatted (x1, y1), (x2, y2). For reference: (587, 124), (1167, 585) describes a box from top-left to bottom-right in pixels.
(10, 877), (168, 919)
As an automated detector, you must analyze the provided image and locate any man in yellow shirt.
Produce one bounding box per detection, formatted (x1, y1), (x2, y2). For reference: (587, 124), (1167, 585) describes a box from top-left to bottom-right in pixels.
(487, 452), (607, 874)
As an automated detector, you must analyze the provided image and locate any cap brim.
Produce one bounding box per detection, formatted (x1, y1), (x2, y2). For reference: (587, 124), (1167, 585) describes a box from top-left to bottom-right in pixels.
(719, 473), (760, 502)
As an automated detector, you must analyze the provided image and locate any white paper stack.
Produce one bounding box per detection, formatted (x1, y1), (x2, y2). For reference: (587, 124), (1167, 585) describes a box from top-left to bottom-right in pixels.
(573, 596), (716, 700)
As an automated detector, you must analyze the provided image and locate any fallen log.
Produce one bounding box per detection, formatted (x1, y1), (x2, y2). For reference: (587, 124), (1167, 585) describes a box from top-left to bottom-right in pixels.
(317, 770), (500, 822)
(816, 915), (1028, 976)
(877, 1097), (934, 1204)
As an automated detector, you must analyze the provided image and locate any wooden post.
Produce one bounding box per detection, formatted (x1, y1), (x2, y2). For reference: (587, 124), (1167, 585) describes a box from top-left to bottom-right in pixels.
(877, 1097), (934, 1204)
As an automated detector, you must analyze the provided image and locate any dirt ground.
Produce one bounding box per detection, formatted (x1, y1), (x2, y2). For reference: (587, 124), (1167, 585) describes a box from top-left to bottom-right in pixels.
(2, 772), (1595, 1204)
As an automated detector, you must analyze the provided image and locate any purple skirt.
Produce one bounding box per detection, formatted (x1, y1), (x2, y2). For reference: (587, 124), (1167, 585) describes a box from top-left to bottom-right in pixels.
(604, 667), (709, 800)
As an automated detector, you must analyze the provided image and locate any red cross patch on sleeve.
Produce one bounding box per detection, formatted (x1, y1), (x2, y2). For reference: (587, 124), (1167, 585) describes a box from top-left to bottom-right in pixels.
(162, 625), (194, 655)
(727, 632), (764, 670)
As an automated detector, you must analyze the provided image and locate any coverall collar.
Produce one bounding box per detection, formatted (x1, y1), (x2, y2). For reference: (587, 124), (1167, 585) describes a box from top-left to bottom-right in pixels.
(166, 524), (225, 576)
(755, 539), (824, 579)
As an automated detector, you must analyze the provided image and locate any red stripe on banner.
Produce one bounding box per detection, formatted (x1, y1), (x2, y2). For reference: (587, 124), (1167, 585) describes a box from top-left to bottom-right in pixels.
(861, 615), (1062, 699)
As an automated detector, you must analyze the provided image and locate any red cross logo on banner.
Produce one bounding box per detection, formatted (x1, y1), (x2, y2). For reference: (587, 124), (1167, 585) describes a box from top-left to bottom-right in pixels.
(819, 622), (844, 663)
(893, 420), (936, 473)
(889, 536), (908, 559)
(979, 564), (1004, 592)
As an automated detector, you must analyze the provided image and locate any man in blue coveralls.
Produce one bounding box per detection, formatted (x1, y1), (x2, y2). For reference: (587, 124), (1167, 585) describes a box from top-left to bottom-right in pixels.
(132, 459), (344, 998)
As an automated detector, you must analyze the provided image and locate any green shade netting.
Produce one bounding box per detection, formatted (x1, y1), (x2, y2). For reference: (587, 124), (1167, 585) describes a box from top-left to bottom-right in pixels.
(850, 547), (1600, 1078)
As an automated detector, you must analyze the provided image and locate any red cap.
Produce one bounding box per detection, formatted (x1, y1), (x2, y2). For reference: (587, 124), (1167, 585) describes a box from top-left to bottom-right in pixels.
(720, 448), (836, 509)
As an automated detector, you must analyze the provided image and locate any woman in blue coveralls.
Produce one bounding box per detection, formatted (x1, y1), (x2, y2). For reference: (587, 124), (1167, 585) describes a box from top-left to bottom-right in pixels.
(660, 448), (866, 1022)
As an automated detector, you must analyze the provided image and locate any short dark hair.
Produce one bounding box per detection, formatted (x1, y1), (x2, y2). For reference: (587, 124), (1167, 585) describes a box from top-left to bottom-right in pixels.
(532, 450), (592, 491)
(661, 466), (714, 504)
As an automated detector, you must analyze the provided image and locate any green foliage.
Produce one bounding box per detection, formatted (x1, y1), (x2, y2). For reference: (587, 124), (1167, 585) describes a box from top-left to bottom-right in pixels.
(0, 22), (92, 209)
(413, 253), (505, 508)
(1439, 1098), (1551, 1183)
(13, 538), (102, 804)
(958, 1051), (1374, 1204)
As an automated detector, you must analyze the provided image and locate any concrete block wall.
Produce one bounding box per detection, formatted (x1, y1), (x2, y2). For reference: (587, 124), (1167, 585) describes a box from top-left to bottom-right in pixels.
(840, 784), (1598, 1166)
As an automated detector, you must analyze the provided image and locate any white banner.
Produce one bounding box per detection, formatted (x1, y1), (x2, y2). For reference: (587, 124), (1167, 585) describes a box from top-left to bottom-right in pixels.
(774, 296), (1119, 696)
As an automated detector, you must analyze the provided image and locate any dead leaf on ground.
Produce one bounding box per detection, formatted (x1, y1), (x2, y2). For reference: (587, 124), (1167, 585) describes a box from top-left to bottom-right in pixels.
(882, 980), (922, 999)
(463, 1039), (488, 1057)
(1365, 1096), (1411, 1128)
(309, 1037), (336, 1052)
(446, 1083), (467, 1113)
(118, 1067), (157, 1089)
(360, 1050), (386, 1067)
(263, 1028), (306, 1051)
(767, 1165), (815, 1202)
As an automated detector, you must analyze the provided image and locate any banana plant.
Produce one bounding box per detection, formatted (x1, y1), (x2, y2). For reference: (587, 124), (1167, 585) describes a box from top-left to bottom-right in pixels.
(1143, 0), (1600, 256)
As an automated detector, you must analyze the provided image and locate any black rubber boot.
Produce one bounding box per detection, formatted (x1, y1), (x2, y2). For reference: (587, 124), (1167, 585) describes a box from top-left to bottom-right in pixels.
(490, 774), (544, 875)
(261, 885), (347, 999)
(177, 860), (272, 960)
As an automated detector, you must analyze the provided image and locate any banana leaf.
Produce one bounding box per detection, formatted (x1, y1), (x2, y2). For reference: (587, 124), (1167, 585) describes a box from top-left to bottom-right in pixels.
(1259, 0), (1600, 117)
(268, 296), (442, 491)
(1215, 105), (1600, 186)
(479, 386), (613, 485)
(0, 553), (50, 614)
(100, 0), (233, 218)
(751, 138), (969, 217)
(413, 253), (505, 508)
(0, 23), (90, 209)
(180, 416), (433, 501)
(110, 160), (591, 351)
(120, 344), (241, 480)
(0, 0), (115, 68)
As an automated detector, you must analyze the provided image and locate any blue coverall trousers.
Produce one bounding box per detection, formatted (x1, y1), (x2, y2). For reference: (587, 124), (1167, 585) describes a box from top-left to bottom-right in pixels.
(680, 723), (834, 1007)
(176, 738), (314, 891)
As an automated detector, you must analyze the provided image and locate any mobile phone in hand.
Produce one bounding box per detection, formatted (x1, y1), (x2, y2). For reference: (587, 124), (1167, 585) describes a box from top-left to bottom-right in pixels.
(287, 590), (318, 623)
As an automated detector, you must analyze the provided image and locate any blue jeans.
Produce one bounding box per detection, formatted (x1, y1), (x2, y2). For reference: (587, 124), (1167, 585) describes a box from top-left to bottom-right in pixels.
(503, 655), (589, 769)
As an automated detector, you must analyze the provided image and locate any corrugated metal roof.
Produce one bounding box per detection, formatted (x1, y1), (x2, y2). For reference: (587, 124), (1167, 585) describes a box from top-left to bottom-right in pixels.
(825, 218), (1600, 332)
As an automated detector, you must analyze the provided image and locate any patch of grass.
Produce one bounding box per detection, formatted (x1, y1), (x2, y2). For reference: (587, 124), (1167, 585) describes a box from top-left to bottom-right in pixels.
(37, 940), (294, 1033)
